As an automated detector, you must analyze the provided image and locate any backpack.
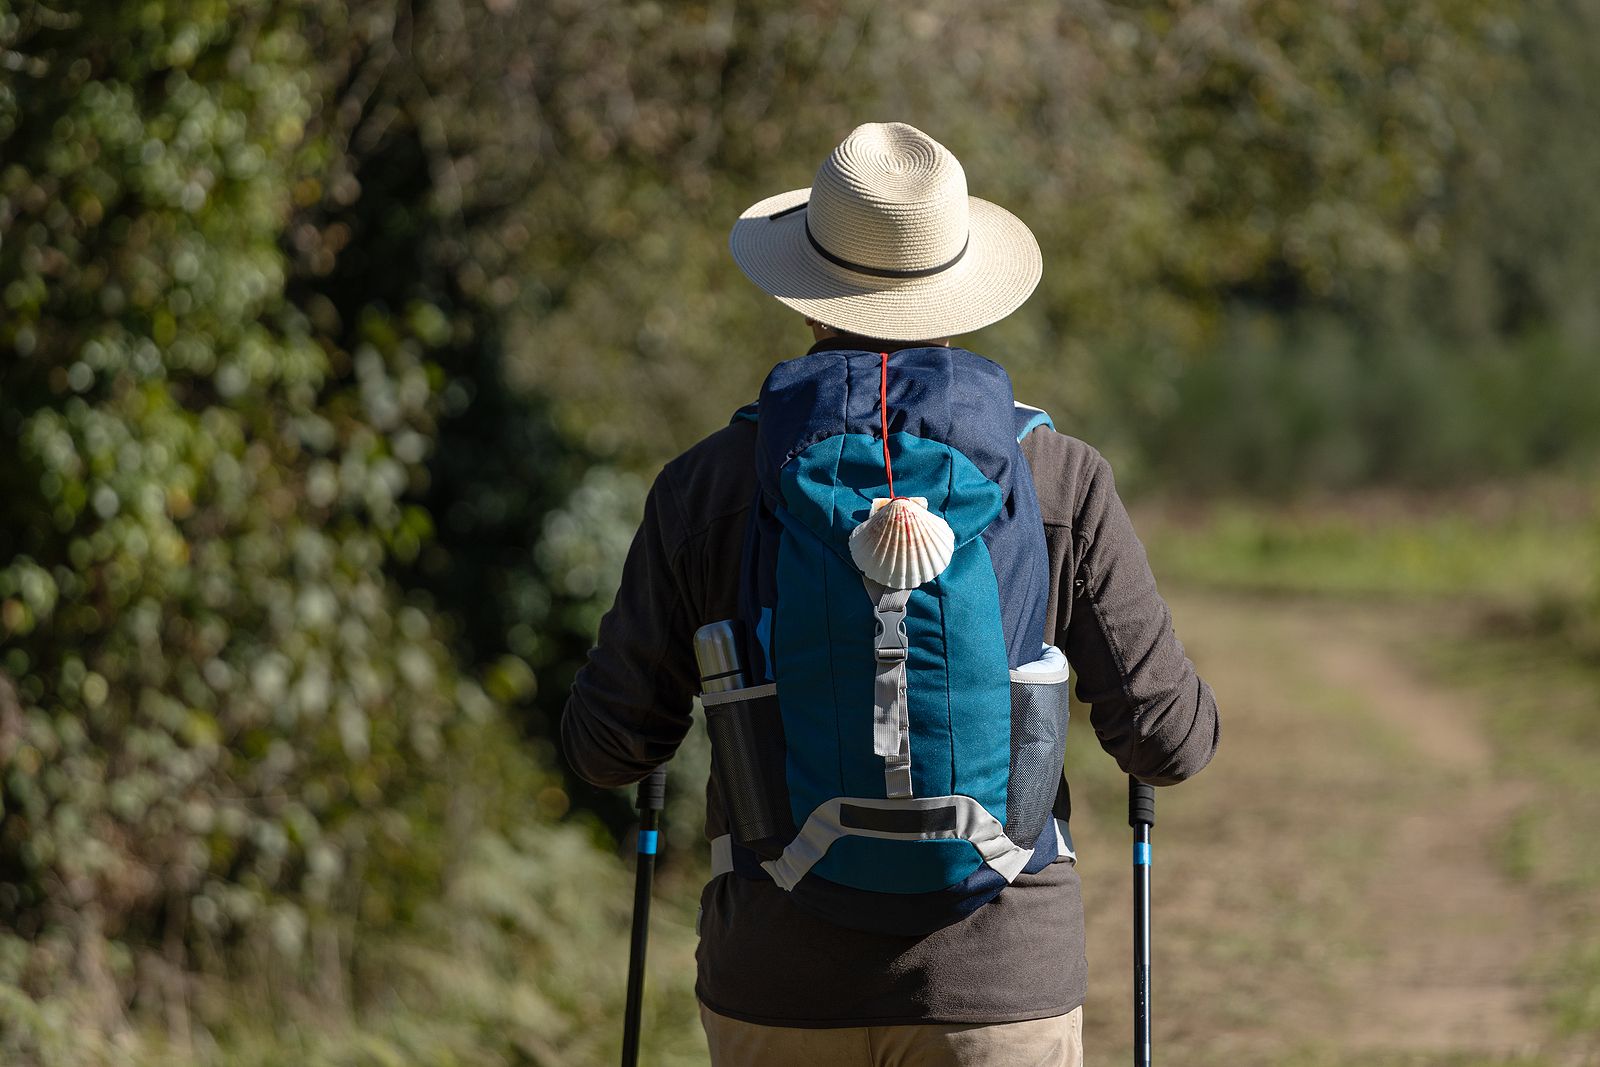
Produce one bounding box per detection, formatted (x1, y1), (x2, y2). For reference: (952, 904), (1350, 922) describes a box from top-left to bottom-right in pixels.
(701, 345), (1072, 936)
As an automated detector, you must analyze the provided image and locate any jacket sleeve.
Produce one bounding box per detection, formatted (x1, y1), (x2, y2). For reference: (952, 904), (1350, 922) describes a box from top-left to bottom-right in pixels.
(560, 467), (700, 788)
(1063, 451), (1219, 785)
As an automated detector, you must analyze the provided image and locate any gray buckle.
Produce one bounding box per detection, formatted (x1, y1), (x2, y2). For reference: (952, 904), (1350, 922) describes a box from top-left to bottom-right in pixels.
(873, 600), (908, 658)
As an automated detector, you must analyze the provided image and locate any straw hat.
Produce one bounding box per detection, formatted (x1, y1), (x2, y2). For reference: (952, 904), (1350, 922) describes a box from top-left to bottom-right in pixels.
(729, 122), (1042, 342)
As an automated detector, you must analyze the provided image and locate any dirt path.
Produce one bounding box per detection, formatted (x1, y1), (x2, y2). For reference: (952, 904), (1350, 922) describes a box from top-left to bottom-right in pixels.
(1069, 589), (1567, 1065)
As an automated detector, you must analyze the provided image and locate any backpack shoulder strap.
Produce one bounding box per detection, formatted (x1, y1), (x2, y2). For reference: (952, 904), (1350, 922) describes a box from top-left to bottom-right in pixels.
(1013, 401), (1053, 442)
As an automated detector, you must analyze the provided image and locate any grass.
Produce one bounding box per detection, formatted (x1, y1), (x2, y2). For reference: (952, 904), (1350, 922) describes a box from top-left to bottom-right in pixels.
(1136, 480), (1598, 608)
(1133, 479), (1600, 1064)
(0, 820), (711, 1067)
(1425, 625), (1600, 1045)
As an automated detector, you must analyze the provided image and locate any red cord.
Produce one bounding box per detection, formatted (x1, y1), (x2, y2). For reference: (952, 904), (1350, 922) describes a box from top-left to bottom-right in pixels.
(879, 351), (899, 500)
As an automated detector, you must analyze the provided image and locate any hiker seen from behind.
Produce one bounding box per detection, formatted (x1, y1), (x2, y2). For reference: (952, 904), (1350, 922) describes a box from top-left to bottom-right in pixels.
(562, 120), (1221, 1067)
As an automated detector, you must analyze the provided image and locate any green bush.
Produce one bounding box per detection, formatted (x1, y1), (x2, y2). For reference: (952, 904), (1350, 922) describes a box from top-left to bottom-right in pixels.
(0, 3), (631, 1058)
(1102, 313), (1600, 495)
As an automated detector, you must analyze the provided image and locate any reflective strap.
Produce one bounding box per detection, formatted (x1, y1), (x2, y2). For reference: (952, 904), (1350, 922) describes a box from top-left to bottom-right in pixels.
(709, 816), (1073, 886)
(1055, 818), (1077, 864)
(762, 795), (1033, 891)
(864, 579), (914, 798)
(710, 834), (734, 877)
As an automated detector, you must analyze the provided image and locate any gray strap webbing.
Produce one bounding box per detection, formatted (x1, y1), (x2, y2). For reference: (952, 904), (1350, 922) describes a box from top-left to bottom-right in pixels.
(763, 795), (1027, 891)
(706, 816), (1075, 882)
(863, 578), (913, 798)
(700, 682), (776, 706)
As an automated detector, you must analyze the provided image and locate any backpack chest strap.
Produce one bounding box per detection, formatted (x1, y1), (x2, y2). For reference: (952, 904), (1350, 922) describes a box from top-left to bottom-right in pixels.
(865, 579), (914, 798)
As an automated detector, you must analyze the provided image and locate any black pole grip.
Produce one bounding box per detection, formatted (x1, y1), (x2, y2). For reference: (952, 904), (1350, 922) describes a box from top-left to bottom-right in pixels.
(637, 765), (668, 812)
(1129, 777), (1156, 828)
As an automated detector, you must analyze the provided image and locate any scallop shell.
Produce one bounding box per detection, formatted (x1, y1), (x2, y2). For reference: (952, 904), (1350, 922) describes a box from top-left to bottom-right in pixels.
(848, 496), (955, 589)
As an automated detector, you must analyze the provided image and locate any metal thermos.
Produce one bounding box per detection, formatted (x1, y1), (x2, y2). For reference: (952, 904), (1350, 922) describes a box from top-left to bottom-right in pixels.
(694, 620), (746, 694)
(694, 620), (786, 856)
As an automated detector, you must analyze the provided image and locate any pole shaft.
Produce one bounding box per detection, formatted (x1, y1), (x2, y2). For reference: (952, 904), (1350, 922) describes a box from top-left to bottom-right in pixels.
(1133, 821), (1151, 1067)
(621, 767), (667, 1067)
(1129, 776), (1155, 1067)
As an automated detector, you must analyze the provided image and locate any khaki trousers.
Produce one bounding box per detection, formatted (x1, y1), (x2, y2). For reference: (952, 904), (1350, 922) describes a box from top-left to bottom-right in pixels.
(699, 1002), (1084, 1067)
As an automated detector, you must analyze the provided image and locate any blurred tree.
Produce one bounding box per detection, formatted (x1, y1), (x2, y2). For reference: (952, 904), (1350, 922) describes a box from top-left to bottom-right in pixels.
(0, 0), (610, 1049)
(268, 0), (643, 827)
(390, 0), (1534, 468)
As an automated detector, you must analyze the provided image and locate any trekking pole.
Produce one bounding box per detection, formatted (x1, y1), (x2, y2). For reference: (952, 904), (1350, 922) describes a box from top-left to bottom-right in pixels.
(1129, 776), (1156, 1067)
(621, 764), (668, 1067)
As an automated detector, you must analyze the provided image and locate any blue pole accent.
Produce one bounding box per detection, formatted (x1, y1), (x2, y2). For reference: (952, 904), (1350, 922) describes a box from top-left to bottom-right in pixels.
(1134, 841), (1150, 867)
(638, 829), (658, 855)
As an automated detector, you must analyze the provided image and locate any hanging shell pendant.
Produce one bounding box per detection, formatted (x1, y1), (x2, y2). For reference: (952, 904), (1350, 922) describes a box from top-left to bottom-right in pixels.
(848, 496), (955, 589)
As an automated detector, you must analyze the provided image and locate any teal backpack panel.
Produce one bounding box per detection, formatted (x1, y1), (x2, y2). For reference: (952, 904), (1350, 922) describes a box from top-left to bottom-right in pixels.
(771, 515), (878, 826)
(905, 540), (1010, 820)
(817, 836), (983, 894)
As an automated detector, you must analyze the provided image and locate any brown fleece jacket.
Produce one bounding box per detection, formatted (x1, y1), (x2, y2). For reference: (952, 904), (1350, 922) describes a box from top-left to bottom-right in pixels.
(561, 340), (1219, 1027)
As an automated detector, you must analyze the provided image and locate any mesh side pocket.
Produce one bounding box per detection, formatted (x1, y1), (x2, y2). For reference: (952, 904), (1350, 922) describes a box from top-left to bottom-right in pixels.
(704, 686), (792, 859)
(1004, 647), (1070, 848)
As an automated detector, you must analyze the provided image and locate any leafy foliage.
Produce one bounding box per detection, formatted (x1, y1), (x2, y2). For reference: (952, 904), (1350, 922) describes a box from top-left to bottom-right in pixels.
(425, 0), (1562, 465)
(0, 3), (658, 1059)
(0, 0), (380, 955)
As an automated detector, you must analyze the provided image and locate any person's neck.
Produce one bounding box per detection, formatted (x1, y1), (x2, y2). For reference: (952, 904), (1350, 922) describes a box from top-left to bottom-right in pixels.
(809, 328), (951, 351)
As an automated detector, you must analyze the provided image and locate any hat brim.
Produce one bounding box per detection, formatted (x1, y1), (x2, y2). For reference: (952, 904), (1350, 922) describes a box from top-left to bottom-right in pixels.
(728, 187), (1043, 342)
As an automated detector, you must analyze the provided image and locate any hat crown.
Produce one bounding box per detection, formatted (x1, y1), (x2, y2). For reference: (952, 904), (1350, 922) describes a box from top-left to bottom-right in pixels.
(808, 123), (970, 275)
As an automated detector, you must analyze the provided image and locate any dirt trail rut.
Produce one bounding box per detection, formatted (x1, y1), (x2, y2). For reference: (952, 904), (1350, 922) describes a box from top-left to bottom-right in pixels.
(1073, 590), (1560, 1065)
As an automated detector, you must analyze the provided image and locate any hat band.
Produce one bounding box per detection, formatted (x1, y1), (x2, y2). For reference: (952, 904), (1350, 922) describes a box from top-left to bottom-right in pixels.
(806, 219), (970, 279)
(772, 202), (970, 279)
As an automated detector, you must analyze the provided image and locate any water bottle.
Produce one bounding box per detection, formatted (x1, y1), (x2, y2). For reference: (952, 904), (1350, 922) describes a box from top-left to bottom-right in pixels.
(695, 620), (788, 858)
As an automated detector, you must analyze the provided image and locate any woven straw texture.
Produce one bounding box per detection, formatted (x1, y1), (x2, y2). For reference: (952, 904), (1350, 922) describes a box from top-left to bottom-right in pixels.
(729, 122), (1042, 341)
